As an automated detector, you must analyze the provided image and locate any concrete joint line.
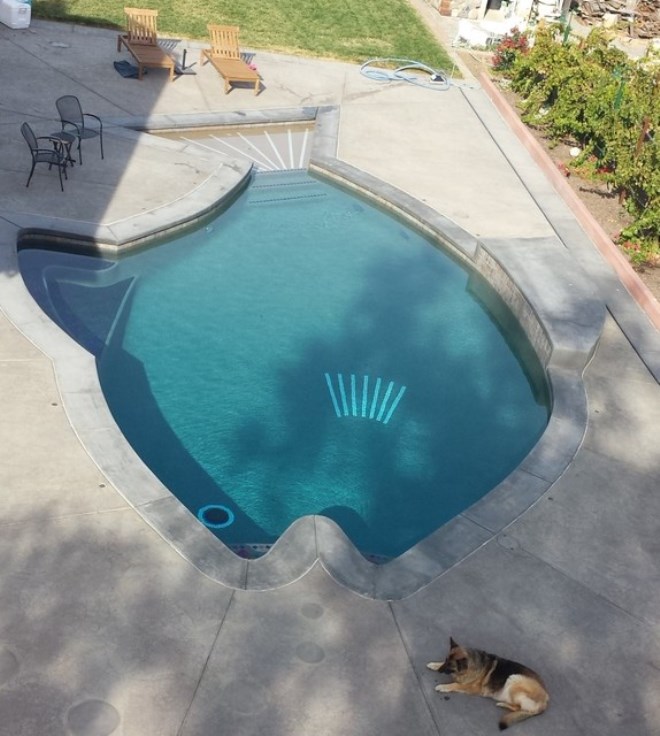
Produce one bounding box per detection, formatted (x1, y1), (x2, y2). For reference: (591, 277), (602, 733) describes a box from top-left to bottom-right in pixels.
(176, 588), (237, 736)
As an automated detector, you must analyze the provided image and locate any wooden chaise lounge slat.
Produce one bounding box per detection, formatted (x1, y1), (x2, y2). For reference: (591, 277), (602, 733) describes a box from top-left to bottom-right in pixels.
(117, 7), (175, 81)
(200, 24), (261, 95)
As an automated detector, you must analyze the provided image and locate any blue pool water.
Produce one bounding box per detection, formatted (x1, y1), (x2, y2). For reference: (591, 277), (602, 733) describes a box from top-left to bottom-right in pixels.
(20, 170), (549, 559)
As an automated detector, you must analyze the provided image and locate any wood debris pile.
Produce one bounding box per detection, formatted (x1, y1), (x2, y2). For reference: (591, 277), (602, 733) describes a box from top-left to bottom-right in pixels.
(577, 0), (660, 37)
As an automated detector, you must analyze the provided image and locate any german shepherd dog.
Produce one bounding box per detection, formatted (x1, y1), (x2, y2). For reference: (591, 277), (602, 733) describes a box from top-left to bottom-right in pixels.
(427, 638), (549, 730)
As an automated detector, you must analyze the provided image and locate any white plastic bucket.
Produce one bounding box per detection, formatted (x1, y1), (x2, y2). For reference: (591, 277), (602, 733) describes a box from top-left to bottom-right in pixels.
(0, 0), (31, 29)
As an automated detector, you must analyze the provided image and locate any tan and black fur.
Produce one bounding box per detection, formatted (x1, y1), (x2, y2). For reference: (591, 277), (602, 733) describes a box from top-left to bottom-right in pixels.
(427, 638), (549, 730)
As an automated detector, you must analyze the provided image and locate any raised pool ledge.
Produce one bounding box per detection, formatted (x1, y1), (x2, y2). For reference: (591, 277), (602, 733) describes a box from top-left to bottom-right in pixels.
(1, 106), (607, 599)
(13, 125), (253, 255)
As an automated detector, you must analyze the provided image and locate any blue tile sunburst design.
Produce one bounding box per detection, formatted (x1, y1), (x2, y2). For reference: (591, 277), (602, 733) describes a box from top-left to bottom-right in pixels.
(324, 373), (407, 425)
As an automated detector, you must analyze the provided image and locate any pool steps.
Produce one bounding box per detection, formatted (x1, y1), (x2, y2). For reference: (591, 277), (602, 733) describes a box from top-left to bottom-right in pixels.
(247, 172), (327, 205)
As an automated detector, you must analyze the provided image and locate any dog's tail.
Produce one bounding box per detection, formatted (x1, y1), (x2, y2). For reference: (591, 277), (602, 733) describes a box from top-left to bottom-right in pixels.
(498, 709), (541, 730)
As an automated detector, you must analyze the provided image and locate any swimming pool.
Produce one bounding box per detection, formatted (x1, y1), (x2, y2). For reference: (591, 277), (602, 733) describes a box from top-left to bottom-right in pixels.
(19, 170), (549, 559)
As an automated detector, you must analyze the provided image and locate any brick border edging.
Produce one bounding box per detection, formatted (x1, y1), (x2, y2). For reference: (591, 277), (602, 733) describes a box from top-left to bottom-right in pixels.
(479, 71), (660, 331)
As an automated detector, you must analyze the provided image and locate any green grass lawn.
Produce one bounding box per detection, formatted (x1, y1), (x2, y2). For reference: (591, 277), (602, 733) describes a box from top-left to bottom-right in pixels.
(32, 0), (454, 69)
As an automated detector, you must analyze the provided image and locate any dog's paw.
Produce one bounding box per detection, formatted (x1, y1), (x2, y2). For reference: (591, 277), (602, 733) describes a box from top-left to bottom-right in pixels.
(434, 684), (450, 692)
(426, 661), (444, 671)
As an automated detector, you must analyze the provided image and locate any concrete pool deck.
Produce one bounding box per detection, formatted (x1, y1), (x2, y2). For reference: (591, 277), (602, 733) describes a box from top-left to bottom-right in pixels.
(1, 14), (659, 736)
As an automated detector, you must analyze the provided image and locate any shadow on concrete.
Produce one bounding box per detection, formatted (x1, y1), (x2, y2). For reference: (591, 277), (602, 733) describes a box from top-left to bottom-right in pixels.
(392, 525), (660, 735)
(0, 505), (234, 734)
(0, 19), (207, 273)
(0, 19), (234, 732)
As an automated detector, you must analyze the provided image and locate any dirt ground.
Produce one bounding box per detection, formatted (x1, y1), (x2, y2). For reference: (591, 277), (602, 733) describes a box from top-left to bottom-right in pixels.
(458, 49), (660, 302)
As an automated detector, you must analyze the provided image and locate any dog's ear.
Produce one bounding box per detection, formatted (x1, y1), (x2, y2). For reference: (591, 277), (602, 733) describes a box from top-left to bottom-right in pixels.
(449, 637), (459, 649)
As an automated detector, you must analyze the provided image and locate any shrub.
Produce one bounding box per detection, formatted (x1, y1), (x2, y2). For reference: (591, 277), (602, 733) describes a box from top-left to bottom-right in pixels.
(502, 25), (659, 266)
(491, 27), (529, 72)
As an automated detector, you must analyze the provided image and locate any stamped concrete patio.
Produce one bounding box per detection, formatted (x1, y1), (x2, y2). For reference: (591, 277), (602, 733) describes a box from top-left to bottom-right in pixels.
(0, 11), (659, 736)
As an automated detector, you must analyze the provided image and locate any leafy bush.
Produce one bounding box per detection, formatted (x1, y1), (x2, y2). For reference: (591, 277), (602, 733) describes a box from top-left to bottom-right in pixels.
(497, 25), (660, 266)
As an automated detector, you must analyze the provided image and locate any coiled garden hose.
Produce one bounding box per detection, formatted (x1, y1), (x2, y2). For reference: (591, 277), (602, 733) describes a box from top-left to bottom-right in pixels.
(359, 58), (451, 90)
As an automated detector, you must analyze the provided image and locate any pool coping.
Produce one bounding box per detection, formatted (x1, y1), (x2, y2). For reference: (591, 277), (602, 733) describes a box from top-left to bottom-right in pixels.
(0, 106), (606, 599)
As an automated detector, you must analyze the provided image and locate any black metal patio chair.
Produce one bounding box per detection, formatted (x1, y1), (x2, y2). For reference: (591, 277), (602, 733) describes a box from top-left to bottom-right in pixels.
(55, 95), (104, 165)
(21, 122), (69, 192)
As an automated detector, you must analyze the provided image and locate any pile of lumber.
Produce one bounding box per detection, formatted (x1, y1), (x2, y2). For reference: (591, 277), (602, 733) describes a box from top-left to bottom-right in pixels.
(577, 0), (660, 37)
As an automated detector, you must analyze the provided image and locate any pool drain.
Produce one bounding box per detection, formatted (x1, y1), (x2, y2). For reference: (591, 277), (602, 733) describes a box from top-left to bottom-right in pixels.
(198, 504), (235, 529)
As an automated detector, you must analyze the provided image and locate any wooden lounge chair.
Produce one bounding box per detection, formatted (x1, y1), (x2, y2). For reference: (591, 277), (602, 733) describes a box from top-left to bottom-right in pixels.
(117, 7), (175, 81)
(200, 24), (261, 95)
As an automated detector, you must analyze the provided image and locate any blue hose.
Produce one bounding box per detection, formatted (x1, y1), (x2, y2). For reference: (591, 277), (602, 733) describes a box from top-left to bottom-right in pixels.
(359, 58), (451, 91)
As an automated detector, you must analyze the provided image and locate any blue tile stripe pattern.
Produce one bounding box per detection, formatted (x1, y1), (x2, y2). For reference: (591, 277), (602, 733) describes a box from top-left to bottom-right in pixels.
(324, 373), (406, 425)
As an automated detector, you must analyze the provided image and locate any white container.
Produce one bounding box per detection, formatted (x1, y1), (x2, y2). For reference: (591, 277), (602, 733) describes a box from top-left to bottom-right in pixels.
(0, 0), (31, 29)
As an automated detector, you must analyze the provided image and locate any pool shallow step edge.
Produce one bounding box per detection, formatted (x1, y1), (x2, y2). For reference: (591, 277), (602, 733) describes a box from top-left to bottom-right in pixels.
(247, 171), (328, 204)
